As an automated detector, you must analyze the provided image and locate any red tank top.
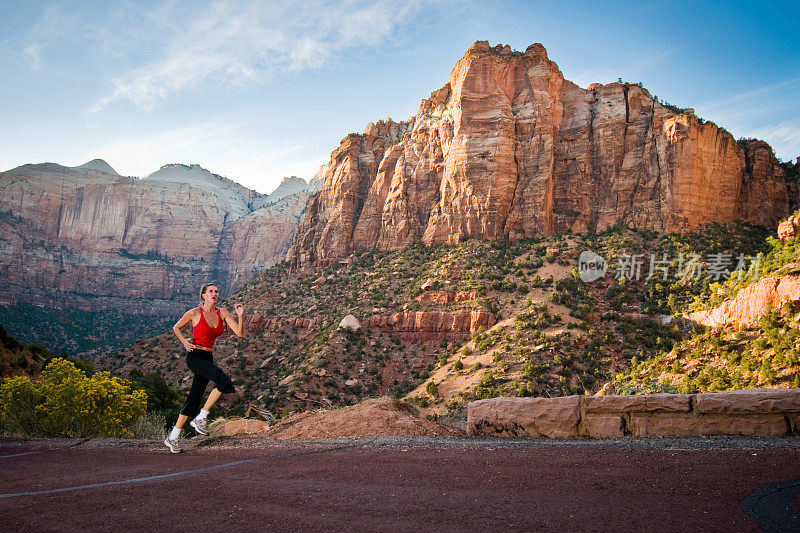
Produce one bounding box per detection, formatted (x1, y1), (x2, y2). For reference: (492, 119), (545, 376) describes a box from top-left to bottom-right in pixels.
(192, 307), (225, 350)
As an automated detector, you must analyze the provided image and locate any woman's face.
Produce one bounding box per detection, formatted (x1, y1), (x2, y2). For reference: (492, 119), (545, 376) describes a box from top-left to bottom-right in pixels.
(202, 285), (219, 305)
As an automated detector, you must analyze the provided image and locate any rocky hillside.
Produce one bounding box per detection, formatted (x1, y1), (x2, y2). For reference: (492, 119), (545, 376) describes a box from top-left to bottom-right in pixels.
(99, 221), (772, 420)
(617, 211), (800, 394)
(0, 324), (49, 379)
(0, 161), (317, 350)
(289, 41), (797, 268)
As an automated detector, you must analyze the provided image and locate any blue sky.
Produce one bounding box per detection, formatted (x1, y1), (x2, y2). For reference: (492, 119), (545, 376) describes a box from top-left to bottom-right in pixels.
(1, 0), (798, 194)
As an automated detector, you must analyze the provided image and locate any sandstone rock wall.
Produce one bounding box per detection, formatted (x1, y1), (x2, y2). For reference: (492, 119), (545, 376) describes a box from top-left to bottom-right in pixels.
(686, 272), (800, 328)
(243, 308), (495, 344)
(738, 140), (791, 227)
(363, 308), (496, 342)
(0, 162), (311, 314)
(778, 211), (800, 241)
(468, 388), (800, 438)
(289, 41), (795, 268)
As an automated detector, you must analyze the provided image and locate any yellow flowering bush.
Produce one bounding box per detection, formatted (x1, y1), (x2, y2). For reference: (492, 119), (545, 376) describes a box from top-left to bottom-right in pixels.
(0, 358), (147, 437)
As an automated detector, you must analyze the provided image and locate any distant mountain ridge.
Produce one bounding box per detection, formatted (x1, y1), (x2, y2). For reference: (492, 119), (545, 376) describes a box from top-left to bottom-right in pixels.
(0, 159), (317, 321)
(260, 176), (320, 204)
(143, 163), (259, 221)
(75, 159), (119, 174)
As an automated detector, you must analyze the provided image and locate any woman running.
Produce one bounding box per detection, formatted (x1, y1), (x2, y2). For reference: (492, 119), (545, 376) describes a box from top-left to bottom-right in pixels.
(164, 283), (244, 453)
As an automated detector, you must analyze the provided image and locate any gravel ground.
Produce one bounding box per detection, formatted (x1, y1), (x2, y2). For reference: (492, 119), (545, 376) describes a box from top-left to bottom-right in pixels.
(3, 433), (800, 451)
(3, 435), (799, 532)
(3, 435), (799, 531)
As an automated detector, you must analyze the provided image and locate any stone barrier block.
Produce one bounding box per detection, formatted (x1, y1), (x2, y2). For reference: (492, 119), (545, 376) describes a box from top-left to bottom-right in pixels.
(582, 415), (625, 439)
(630, 414), (788, 437)
(789, 414), (800, 434)
(468, 396), (582, 438)
(695, 388), (800, 414)
(584, 394), (691, 414)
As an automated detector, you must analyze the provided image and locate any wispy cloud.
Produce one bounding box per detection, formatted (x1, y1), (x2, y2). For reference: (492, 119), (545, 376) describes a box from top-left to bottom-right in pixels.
(695, 77), (800, 124)
(743, 120), (800, 162)
(19, 3), (81, 72)
(570, 49), (676, 88)
(89, 0), (433, 112)
(697, 77), (800, 112)
(692, 77), (800, 160)
(23, 43), (42, 71)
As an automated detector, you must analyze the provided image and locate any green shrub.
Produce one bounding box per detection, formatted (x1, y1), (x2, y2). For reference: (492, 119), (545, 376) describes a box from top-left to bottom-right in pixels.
(0, 376), (45, 435)
(0, 358), (147, 437)
(129, 411), (167, 439)
(126, 368), (182, 413)
(426, 381), (439, 397)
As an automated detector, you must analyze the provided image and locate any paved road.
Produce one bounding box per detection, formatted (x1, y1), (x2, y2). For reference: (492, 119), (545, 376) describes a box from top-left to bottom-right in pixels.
(1, 437), (799, 532)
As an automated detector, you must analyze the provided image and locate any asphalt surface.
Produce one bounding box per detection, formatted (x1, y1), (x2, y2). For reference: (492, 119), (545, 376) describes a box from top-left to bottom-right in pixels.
(1, 436), (799, 532)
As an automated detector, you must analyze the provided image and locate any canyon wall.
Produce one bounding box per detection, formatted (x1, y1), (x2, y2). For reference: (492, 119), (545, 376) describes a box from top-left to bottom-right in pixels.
(289, 41), (794, 268)
(0, 161), (315, 315)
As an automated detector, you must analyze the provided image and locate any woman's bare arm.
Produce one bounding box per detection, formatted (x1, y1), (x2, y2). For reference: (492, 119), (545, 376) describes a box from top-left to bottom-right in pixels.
(173, 309), (200, 350)
(222, 304), (245, 337)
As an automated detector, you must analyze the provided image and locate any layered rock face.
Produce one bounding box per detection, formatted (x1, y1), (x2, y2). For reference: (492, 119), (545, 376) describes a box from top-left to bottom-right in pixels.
(778, 211), (800, 241)
(686, 273), (800, 328)
(0, 162), (314, 314)
(289, 41), (795, 268)
(686, 215), (800, 328)
(242, 308), (496, 344)
(468, 388), (800, 438)
(362, 308), (496, 343)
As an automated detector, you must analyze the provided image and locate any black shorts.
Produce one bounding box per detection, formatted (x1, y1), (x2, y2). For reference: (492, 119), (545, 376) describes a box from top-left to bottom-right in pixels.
(179, 349), (235, 417)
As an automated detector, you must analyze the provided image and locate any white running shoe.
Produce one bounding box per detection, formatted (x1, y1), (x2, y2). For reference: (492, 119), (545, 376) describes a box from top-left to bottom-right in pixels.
(190, 417), (209, 435)
(163, 437), (181, 453)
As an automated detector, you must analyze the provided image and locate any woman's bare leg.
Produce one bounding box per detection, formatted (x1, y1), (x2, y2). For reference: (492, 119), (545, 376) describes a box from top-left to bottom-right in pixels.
(202, 388), (222, 412)
(165, 414), (190, 452)
(174, 414), (189, 429)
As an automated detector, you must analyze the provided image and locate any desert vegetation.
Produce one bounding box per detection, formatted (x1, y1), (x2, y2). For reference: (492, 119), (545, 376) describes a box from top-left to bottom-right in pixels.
(615, 212), (800, 394)
(4, 209), (794, 426)
(0, 357), (147, 437)
(0, 303), (174, 353)
(616, 304), (800, 394)
(0, 328), (182, 437)
(79, 219), (784, 422)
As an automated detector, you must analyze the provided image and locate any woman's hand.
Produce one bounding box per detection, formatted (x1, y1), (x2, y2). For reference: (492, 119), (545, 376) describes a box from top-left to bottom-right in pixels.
(173, 309), (198, 350)
(225, 304), (246, 337)
(182, 339), (200, 351)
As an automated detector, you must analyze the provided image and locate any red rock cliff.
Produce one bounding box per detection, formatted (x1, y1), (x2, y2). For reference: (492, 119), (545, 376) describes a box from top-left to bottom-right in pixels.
(288, 41), (794, 268)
